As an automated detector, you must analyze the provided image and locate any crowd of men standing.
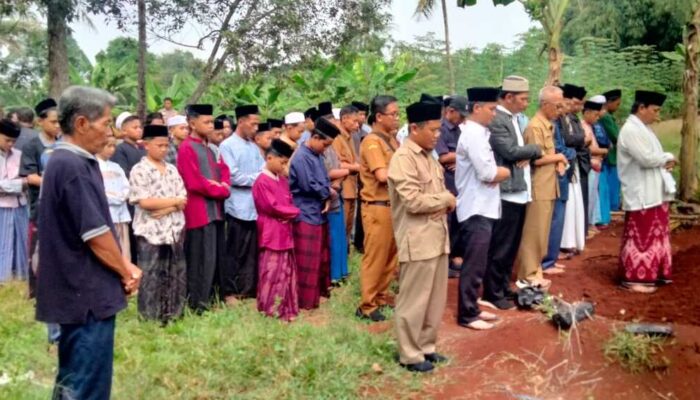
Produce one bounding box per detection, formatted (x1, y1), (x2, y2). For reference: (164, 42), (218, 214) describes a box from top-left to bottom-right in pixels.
(0, 76), (677, 396)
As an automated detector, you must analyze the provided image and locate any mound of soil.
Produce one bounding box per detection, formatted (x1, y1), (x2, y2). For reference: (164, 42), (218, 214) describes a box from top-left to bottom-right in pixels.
(381, 222), (700, 399)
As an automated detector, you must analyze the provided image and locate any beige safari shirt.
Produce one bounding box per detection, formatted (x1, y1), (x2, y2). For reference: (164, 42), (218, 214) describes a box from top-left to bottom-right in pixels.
(388, 138), (453, 263)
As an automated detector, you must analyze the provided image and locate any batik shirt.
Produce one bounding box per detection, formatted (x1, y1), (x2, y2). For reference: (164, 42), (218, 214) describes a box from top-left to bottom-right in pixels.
(129, 158), (187, 245)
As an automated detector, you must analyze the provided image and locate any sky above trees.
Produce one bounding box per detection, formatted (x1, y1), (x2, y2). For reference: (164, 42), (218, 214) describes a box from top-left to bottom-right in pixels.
(70, 0), (536, 63)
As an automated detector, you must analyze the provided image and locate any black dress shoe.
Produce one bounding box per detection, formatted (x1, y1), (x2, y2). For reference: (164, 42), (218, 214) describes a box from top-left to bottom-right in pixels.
(400, 360), (434, 373)
(355, 308), (386, 322)
(424, 353), (448, 364)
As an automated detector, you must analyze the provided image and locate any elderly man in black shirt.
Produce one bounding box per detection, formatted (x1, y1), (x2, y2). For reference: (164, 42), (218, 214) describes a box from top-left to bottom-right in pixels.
(35, 86), (142, 400)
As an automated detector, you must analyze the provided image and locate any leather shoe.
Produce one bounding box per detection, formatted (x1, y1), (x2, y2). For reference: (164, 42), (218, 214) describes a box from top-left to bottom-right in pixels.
(355, 308), (386, 322)
(400, 360), (434, 373)
(424, 353), (448, 364)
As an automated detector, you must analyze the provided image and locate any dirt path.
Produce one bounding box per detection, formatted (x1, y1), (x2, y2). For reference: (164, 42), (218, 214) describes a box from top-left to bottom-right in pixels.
(406, 222), (700, 399)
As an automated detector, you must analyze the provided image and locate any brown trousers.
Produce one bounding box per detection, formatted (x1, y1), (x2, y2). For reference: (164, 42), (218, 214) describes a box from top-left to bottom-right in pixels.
(395, 254), (448, 364)
(359, 204), (398, 314)
(343, 198), (356, 243)
(516, 199), (554, 281)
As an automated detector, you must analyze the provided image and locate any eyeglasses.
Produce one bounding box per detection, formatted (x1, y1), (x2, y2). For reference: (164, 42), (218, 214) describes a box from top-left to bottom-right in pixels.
(379, 111), (400, 118)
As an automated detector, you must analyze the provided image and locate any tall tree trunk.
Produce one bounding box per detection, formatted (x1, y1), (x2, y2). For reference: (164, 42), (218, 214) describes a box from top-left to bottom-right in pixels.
(545, 44), (563, 86)
(679, 5), (700, 201)
(441, 0), (455, 94)
(46, 0), (71, 99)
(137, 0), (147, 121)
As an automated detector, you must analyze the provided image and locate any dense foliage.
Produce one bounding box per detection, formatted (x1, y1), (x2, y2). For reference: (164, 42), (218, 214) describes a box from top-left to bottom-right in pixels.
(0, 26), (686, 121)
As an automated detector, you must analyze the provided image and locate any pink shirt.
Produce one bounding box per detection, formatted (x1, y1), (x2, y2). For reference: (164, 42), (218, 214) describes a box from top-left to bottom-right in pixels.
(253, 170), (300, 251)
(0, 148), (27, 208)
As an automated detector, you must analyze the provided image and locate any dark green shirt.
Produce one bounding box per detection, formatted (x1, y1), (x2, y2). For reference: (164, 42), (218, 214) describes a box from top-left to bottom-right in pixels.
(599, 113), (620, 165)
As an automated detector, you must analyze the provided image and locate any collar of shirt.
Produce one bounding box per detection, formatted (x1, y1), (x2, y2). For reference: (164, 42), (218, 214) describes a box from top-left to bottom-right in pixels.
(0, 148), (15, 158)
(56, 141), (96, 160)
(39, 132), (56, 147)
(464, 119), (490, 137)
(262, 167), (279, 181)
(533, 112), (553, 131)
(405, 137), (430, 156)
(442, 119), (459, 132)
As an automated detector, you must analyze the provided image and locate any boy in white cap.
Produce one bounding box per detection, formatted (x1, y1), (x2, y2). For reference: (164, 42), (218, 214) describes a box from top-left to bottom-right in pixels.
(165, 115), (189, 165)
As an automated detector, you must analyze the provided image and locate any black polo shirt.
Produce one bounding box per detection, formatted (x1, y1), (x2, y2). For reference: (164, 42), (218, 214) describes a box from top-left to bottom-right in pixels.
(35, 141), (127, 325)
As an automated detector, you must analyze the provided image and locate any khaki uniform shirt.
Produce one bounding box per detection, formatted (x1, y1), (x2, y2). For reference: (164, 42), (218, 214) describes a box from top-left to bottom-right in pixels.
(525, 113), (559, 201)
(360, 130), (399, 202)
(388, 138), (453, 263)
(332, 129), (358, 200)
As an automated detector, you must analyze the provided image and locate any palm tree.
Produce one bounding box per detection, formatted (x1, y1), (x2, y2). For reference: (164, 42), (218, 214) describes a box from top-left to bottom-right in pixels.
(415, 0), (455, 94)
(42, 0), (71, 98)
(520, 0), (570, 85)
(137, 0), (147, 121)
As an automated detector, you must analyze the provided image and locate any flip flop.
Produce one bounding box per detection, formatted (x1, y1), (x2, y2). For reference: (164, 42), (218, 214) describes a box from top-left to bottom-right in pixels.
(478, 311), (499, 322)
(462, 319), (494, 330)
(621, 282), (658, 294)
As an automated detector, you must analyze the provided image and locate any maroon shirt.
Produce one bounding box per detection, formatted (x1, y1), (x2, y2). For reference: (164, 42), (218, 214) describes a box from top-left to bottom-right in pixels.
(176, 136), (231, 229)
(253, 170), (300, 251)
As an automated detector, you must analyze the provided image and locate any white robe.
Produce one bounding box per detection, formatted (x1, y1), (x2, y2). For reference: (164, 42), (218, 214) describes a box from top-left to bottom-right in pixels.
(561, 162), (586, 251)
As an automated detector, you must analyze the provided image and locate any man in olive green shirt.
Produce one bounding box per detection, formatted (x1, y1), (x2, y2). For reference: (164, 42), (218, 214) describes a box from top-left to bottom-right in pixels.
(599, 89), (622, 211)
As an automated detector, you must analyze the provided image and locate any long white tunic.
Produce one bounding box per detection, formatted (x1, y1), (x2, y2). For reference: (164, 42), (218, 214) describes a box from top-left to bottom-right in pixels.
(617, 115), (675, 211)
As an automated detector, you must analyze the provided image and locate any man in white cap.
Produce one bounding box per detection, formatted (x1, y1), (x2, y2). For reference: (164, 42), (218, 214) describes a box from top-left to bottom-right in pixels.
(280, 112), (305, 151)
(480, 76), (543, 311)
(165, 115), (189, 165)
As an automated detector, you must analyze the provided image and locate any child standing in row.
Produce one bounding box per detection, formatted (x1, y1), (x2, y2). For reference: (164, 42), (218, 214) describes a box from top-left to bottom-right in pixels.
(252, 139), (300, 321)
(129, 125), (188, 324)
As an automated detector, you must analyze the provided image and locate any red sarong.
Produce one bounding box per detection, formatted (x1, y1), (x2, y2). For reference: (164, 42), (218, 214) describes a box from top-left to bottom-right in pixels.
(293, 221), (330, 310)
(257, 249), (299, 321)
(619, 203), (672, 284)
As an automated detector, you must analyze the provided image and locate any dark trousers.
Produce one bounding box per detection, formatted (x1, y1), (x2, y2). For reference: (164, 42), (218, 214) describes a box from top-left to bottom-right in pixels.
(448, 210), (465, 261)
(542, 198), (567, 269)
(353, 198), (365, 253)
(53, 313), (115, 400)
(224, 215), (258, 298)
(185, 221), (225, 312)
(483, 201), (526, 302)
(579, 166), (589, 230)
(457, 215), (495, 325)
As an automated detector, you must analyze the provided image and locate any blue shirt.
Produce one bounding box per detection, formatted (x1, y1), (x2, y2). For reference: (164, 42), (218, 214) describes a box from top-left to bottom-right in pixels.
(435, 119), (461, 195)
(553, 122), (577, 202)
(36, 142), (126, 324)
(289, 143), (331, 225)
(220, 133), (264, 221)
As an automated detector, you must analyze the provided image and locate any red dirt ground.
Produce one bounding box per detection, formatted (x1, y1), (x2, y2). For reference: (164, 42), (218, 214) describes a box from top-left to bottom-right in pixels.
(384, 222), (700, 399)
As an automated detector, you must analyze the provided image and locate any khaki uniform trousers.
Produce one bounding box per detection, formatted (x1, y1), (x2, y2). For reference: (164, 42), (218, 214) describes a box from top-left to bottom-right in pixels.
(516, 199), (554, 281)
(395, 254), (448, 364)
(343, 198), (356, 244)
(359, 204), (398, 314)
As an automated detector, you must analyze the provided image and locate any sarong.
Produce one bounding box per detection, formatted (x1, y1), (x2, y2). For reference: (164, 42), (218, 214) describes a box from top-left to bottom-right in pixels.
(293, 221), (330, 310)
(619, 203), (672, 284)
(597, 163), (612, 225)
(328, 203), (348, 282)
(561, 165), (586, 251)
(137, 237), (187, 323)
(257, 249), (299, 321)
(0, 206), (29, 282)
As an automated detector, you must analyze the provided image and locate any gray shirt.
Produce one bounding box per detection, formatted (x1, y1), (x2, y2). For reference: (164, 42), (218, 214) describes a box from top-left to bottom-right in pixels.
(14, 127), (39, 153)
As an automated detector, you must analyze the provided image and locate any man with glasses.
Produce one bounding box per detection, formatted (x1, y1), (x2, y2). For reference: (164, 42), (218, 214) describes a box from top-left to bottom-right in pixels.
(515, 86), (568, 290)
(356, 95), (401, 322)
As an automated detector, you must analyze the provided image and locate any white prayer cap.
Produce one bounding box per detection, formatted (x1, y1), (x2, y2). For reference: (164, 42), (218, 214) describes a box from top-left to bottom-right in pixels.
(115, 111), (132, 130)
(284, 112), (305, 125)
(502, 75), (529, 92)
(167, 115), (187, 127)
(332, 108), (341, 120)
(589, 95), (606, 104)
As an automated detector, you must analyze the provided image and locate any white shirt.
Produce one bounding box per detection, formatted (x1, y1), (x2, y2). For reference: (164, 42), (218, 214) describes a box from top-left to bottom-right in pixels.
(618, 115), (675, 211)
(455, 120), (501, 222)
(496, 105), (532, 204)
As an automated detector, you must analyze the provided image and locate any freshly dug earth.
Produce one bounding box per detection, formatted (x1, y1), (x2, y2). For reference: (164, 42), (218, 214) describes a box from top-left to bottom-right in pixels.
(388, 222), (700, 399)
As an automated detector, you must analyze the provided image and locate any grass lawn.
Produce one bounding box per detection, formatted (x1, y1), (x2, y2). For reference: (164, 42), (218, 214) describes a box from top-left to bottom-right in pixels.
(0, 255), (422, 399)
